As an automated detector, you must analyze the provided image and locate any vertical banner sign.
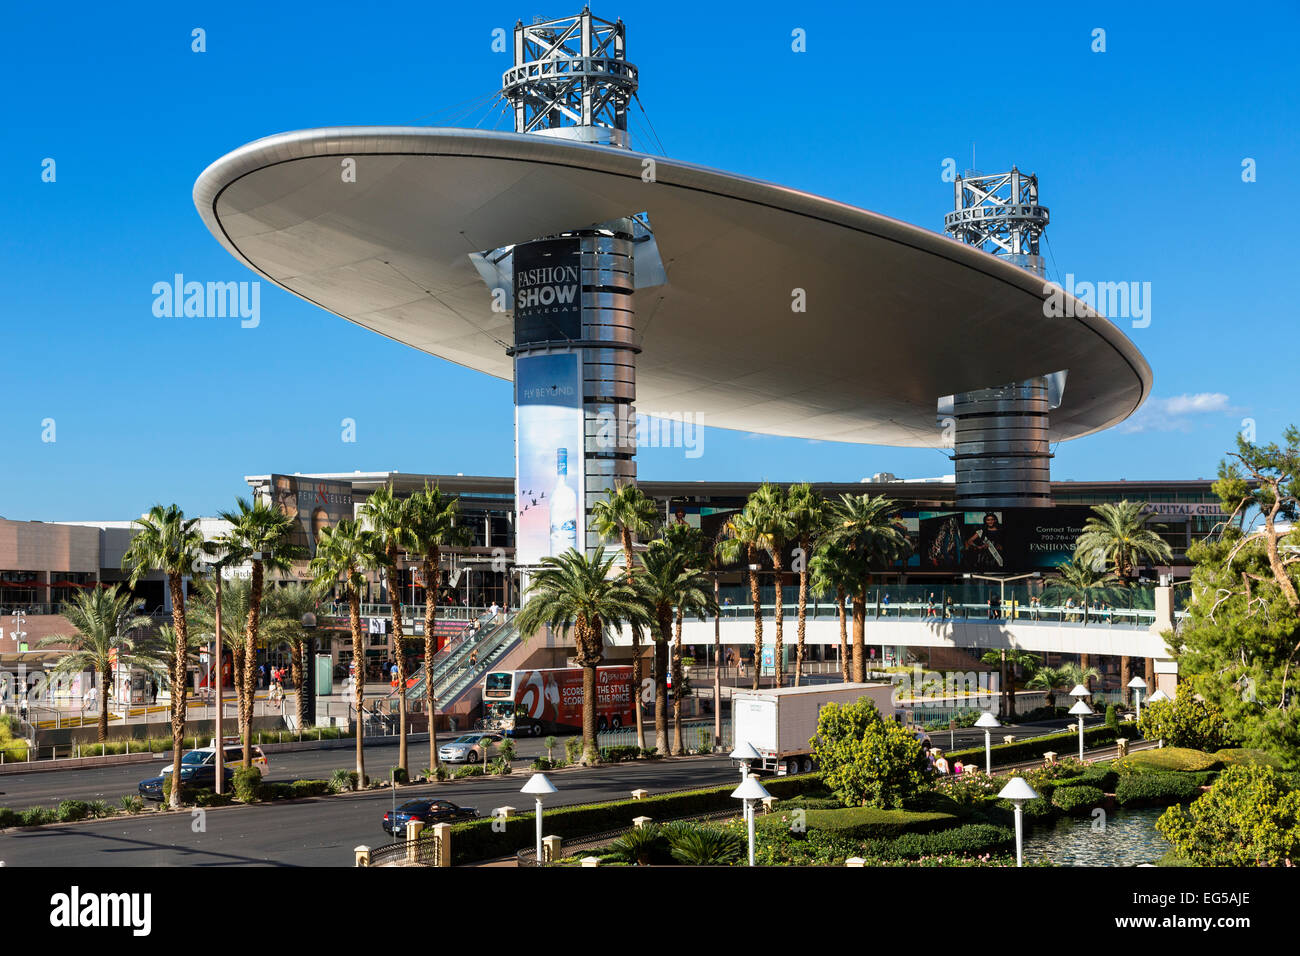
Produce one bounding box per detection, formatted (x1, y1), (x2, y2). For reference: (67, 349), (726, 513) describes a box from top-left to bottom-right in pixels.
(513, 237), (582, 346)
(514, 353), (585, 566)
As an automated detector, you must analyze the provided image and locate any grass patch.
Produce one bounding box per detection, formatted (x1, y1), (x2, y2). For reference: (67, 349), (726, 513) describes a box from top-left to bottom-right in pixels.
(1117, 747), (1220, 774)
(759, 805), (957, 840)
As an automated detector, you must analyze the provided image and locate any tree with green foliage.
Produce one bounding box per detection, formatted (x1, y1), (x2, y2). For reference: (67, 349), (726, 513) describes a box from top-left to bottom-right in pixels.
(810, 541), (855, 682)
(591, 484), (661, 750)
(657, 524), (715, 754)
(786, 483), (831, 686)
(1137, 689), (1231, 751)
(121, 503), (205, 810)
(1157, 764), (1300, 866)
(980, 648), (1039, 719)
(1168, 425), (1300, 767)
(810, 697), (926, 809)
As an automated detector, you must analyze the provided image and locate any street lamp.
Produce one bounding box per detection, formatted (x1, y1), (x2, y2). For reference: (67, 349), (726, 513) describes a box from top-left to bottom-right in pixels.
(731, 774), (770, 867)
(520, 773), (558, 864)
(730, 741), (761, 785)
(1128, 676), (1147, 722)
(1069, 699), (1094, 761)
(962, 571), (1041, 620)
(997, 776), (1040, 867)
(974, 711), (1000, 775)
(1068, 684), (1090, 701)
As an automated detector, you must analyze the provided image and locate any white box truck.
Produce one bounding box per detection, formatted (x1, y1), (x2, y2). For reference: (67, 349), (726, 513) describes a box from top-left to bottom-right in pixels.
(731, 682), (898, 775)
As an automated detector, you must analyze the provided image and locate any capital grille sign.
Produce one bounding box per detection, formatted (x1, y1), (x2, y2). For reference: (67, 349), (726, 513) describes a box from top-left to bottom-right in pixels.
(513, 237), (581, 345)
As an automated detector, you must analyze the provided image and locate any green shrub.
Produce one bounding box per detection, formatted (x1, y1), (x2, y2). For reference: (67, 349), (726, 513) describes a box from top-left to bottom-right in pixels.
(1051, 785), (1105, 815)
(602, 745), (641, 762)
(864, 823), (1014, 859)
(453, 765), (484, 779)
(1214, 748), (1283, 769)
(329, 769), (359, 792)
(487, 757), (512, 776)
(289, 779), (330, 798)
(233, 766), (263, 802)
(1106, 703), (1120, 733)
(21, 806), (56, 826)
(1117, 747), (1220, 774)
(449, 773), (820, 864)
(118, 795), (143, 815)
(606, 823), (665, 865)
(758, 805), (956, 840)
(1138, 693), (1231, 752)
(696, 727), (713, 754)
(194, 789), (234, 807)
(0, 807), (20, 828)
(666, 822), (744, 865)
(1157, 765), (1300, 866)
(498, 739), (516, 764)
(56, 799), (92, 822)
(391, 767), (408, 785)
(811, 698), (926, 809)
(1116, 772), (1204, 807)
(529, 757), (554, 771)
(87, 800), (113, 819)
(564, 737), (583, 764)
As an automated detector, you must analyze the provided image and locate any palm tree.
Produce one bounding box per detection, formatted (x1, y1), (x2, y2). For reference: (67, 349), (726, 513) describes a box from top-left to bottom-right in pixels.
(718, 493), (783, 690)
(361, 484), (417, 775)
(786, 483), (830, 685)
(310, 519), (383, 784)
(810, 541), (855, 681)
(1026, 666), (1068, 710)
(1046, 553), (1121, 682)
(980, 648), (1040, 719)
(647, 529), (715, 754)
(406, 482), (472, 774)
(219, 497), (302, 768)
(515, 548), (650, 764)
(186, 574), (256, 734)
(121, 504), (204, 809)
(750, 484), (793, 686)
(38, 586), (156, 741)
(1075, 501), (1172, 705)
(822, 494), (910, 682)
(261, 583), (320, 732)
(1058, 660), (1102, 696)
(591, 484), (661, 750)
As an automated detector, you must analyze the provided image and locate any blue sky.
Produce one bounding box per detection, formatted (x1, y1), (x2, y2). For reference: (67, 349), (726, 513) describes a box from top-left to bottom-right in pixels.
(3, 1), (1297, 521)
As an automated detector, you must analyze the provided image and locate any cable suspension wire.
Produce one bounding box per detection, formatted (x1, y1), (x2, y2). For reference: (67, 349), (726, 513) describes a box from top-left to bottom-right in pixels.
(632, 93), (667, 156)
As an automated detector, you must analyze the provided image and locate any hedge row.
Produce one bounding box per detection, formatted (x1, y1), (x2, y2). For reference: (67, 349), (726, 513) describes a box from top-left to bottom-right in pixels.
(758, 805), (957, 840)
(946, 725), (1121, 767)
(1115, 772), (1204, 807)
(1052, 785), (1105, 815)
(1117, 748), (1221, 774)
(447, 773), (821, 864)
(860, 823), (1014, 859)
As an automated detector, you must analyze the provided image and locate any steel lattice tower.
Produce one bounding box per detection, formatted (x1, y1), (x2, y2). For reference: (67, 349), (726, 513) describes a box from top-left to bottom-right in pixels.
(943, 167), (1056, 509)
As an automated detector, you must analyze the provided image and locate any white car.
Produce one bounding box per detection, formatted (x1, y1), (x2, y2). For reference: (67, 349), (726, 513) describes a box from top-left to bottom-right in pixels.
(437, 732), (503, 764)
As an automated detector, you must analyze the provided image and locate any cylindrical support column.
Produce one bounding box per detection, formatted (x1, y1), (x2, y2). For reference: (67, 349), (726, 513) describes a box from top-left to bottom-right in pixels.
(952, 375), (1053, 509)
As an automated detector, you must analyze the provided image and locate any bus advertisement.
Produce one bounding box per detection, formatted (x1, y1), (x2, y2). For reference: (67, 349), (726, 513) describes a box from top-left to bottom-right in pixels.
(481, 665), (635, 737)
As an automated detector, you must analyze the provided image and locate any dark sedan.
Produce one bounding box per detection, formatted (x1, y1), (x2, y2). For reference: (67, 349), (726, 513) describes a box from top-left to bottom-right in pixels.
(383, 799), (478, 836)
(138, 763), (233, 801)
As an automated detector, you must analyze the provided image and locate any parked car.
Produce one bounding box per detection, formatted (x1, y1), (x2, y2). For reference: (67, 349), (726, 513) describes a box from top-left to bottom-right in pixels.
(382, 798), (478, 836)
(437, 731), (503, 764)
(160, 740), (269, 778)
(139, 763), (233, 801)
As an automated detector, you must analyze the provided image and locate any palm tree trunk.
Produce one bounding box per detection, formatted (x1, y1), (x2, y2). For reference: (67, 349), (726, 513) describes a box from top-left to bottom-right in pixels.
(713, 575), (721, 750)
(794, 537), (809, 686)
(1080, 653), (1091, 692)
(233, 645), (246, 741)
(167, 574), (188, 810)
(772, 553), (785, 687)
(581, 656), (599, 765)
(654, 612), (670, 755)
(423, 553), (440, 775)
(671, 608), (684, 755)
(387, 556), (407, 775)
(836, 586), (849, 682)
(350, 589), (366, 784)
(242, 559), (264, 770)
(1120, 655), (1131, 706)
(1144, 656), (1154, 692)
(97, 663), (108, 742)
(291, 638), (306, 732)
(851, 591), (866, 683)
(748, 554), (762, 690)
(622, 529), (647, 751)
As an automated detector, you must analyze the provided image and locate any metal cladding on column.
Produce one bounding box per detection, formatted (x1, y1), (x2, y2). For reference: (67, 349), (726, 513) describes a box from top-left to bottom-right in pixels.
(580, 230), (637, 553)
(951, 377), (1054, 509)
(943, 167), (1057, 509)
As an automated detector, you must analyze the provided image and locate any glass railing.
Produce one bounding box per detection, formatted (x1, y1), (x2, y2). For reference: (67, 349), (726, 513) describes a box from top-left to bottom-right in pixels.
(402, 611), (513, 701)
(712, 596), (1158, 628)
(427, 620), (521, 705)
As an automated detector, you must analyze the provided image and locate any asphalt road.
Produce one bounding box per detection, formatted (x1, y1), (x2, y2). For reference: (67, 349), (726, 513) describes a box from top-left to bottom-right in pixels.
(0, 756), (740, 866)
(0, 736), (558, 809)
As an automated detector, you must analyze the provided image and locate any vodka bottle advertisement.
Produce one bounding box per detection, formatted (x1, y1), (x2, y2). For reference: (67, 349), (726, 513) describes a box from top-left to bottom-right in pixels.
(549, 447), (578, 553)
(514, 353), (584, 566)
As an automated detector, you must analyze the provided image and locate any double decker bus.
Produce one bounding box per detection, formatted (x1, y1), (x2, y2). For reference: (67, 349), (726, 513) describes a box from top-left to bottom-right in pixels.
(480, 665), (635, 737)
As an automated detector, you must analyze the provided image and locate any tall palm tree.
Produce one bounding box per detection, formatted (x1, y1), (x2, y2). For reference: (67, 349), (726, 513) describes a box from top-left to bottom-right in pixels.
(750, 484), (793, 686)
(591, 484), (661, 750)
(786, 483), (830, 685)
(823, 494), (910, 682)
(1058, 661), (1102, 696)
(121, 504), (204, 809)
(310, 519), (383, 784)
(650, 527), (715, 754)
(980, 648), (1040, 719)
(261, 583), (320, 732)
(219, 497), (302, 768)
(810, 541), (855, 681)
(186, 575), (256, 734)
(1026, 666), (1068, 710)
(718, 493), (784, 690)
(361, 484), (417, 774)
(406, 482), (472, 774)
(515, 548), (650, 764)
(38, 586), (156, 741)
(1046, 553), (1121, 681)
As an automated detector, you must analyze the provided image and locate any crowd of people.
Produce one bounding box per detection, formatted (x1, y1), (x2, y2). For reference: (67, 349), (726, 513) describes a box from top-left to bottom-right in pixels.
(924, 746), (979, 776)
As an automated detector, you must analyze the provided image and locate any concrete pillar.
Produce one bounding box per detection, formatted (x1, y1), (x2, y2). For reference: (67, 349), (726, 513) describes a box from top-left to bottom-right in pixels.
(632, 816), (653, 829)
(431, 822), (452, 867)
(845, 857), (866, 867)
(630, 788), (648, 800)
(494, 805), (517, 818)
(354, 845), (371, 867)
(405, 820), (424, 864)
(580, 856), (601, 867)
(542, 834), (563, 863)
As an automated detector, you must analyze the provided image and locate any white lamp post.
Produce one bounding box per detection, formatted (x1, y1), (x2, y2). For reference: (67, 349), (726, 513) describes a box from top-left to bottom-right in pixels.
(730, 741), (761, 784)
(520, 773), (558, 864)
(1068, 683), (1090, 701)
(974, 711), (1000, 775)
(1069, 699), (1094, 761)
(1147, 689), (1169, 746)
(997, 776), (1040, 867)
(731, 774), (771, 867)
(1128, 676), (1148, 722)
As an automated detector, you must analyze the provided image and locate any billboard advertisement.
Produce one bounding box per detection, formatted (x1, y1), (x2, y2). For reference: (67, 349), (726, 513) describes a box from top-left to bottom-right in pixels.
(268, 474), (354, 559)
(915, 507), (1093, 572)
(488, 666), (634, 735)
(513, 237), (581, 346)
(514, 352), (584, 565)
